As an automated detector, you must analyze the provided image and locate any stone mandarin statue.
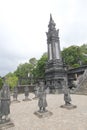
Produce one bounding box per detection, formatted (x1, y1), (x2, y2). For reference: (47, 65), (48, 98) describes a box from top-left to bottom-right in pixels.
(61, 77), (76, 109)
(13, 86), (18, 101)
(24, 86), (29, 100)
(33, 83), (39, 99)
(64, 87), (71, 105)
(62, 78), (71, 105)
(38, 81), (47, 113)
(0, 83), (10, 122)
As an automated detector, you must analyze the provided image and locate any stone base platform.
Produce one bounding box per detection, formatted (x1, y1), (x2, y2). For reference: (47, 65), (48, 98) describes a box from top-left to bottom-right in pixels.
(32, 97), (38, 100)
(11, 100), (20, 103)
(34, 110), (53, 118)
(0, 119), (14, 130)
(60, 104), (77, 110)
(23, 98), (32, 101)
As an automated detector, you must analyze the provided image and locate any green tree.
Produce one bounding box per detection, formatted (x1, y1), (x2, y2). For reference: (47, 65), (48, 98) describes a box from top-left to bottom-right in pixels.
(80, 44), (87, 54)
(14, 63), (31, 78)
(0, 78), (3, 89)
(5, 73), (18, 90)
(29, 58), (37, 68)
(80, 44), (87, 65)
(15, 58), (37, 78)
(29, 58), (37, 77)
(62, 45), (82, 68)
(14, 58), (37, 85)
(33, 53), (47, 80)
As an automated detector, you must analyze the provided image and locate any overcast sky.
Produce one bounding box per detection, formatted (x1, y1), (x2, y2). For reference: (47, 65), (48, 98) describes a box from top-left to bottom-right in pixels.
(0, 0), (87, 77)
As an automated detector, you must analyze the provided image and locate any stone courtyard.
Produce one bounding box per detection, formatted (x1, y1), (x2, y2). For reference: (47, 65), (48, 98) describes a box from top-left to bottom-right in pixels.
(3, 93), (87, 130)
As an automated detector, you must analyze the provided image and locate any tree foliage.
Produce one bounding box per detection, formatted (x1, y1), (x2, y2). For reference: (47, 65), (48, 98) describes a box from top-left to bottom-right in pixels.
(0, 78), (3, 89)
(14, 63), (31, 78)
(62, 44), (87, 68)
(14, 58), (37, 85)
(80, 44), (87, 65)
(15, 58), (37, 79)
(80, 44), (87, 54)
(29, 58), (37, 67)
(5, 73), (18, 90)
(33, 53), (47, 80)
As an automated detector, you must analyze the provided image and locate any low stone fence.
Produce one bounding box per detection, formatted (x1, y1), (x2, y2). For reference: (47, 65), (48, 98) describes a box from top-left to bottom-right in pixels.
(17, 85), (35, 93)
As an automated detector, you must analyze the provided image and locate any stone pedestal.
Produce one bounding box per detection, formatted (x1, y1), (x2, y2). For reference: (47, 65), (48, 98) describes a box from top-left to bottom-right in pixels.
(23, 97), (32, 101)
(33, 97), (38, 100)
(34, 110), (53, 118)
(60, 104), (77, 110)
(0, 119), (14, 130)
(11, 99), (20, 103)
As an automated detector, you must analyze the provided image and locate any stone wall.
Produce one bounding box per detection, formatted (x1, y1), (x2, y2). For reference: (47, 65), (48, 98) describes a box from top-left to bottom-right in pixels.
(17, 85), (35, 93)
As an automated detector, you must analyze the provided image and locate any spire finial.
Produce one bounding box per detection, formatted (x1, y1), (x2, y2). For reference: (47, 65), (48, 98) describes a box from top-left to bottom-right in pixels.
(50, 13), (53, 21)
(48, 14), (56, 29)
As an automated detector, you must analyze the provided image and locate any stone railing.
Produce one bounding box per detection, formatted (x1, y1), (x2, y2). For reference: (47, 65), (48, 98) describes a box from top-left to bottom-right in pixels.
(74, 69), (87, 94)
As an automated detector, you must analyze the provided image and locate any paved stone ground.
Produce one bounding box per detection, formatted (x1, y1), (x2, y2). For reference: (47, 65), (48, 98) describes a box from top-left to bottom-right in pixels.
(5, 93), (87, 130)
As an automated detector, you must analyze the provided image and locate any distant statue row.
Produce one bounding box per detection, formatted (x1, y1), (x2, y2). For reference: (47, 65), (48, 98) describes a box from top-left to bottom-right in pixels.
(12, 86), (31, 102)
(13, 82), (48, 112)
(0, 77), (76, 124)
(36, 78), (75, 113)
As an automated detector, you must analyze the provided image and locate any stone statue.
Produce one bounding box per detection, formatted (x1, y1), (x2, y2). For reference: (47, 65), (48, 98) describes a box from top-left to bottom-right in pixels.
(24, 86), (29, 100)
(45, 81), (50, 94)
(0, 83), (10, 122)
(62, 78), (71, 105)
(13, 87), (18, 101)
(38, 81), (47, 112)
(61, 77), (76, 109)
(64, 88), (71, 105)
(34, 81), (52, 118)
(33, 83), (39, 99)
(0, 90), (2, 122)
